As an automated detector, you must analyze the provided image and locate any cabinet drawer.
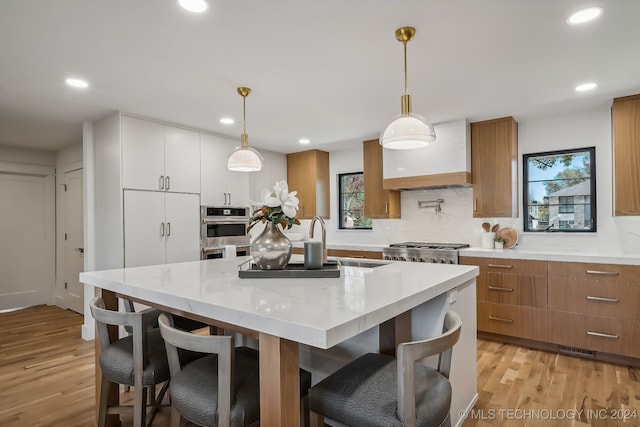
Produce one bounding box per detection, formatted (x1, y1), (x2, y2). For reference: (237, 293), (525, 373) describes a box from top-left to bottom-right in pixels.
(548, 311), (640, 359)
(478, 302), (547, 342)
(478, 274), (547, 308)
(548, 278), (640, 321)
(549, 261), (640, 284)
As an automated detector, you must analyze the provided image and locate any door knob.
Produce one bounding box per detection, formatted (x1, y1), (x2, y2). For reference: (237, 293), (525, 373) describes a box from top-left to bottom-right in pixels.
(75, 248), (84, 254)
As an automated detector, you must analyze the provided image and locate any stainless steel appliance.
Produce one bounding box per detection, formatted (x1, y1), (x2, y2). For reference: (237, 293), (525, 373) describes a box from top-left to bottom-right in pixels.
(382, 242), (469, 264)
(200, 206), (251, 259)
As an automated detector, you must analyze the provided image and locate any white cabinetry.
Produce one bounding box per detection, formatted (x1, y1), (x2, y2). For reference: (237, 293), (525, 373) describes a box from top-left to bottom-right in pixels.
(124, 190), (200, 267)
(200, 133), (250, 207)
(250, 149), (288, 203)
(122, 116), (200, 194)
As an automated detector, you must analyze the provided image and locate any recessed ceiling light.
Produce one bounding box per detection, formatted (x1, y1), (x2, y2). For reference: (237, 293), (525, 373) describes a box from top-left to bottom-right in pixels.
(299, 138), (311, 145)
(65, 78), (89, 88)
(566, 7), (603, 25)
(575, 82), (597, 92)
(178, 0), (208, 13)
(220, 117), (234, 125)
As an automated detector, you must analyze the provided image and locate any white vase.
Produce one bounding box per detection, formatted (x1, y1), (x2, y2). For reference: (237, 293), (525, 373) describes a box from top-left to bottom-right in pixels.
(494, 241), (504, 249)
(481, 232), (496, 249)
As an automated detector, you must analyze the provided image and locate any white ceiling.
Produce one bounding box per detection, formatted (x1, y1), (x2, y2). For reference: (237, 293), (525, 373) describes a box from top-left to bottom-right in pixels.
(1, 0), (639, 153)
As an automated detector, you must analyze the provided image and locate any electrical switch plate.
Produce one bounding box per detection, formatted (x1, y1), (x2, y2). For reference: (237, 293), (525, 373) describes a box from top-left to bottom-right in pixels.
(448, 289), (458, 304)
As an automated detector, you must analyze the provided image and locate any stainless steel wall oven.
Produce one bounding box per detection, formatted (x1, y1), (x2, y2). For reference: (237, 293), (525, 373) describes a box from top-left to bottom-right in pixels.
(200, 206), (251, 259)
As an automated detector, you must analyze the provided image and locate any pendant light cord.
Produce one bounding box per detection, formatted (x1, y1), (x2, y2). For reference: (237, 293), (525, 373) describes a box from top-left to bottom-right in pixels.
(403, 40), (408, 95)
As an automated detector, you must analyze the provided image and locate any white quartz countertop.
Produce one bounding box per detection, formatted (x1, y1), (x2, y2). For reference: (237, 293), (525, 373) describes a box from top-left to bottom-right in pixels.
(460, 247), (640, 265)
(80, 256), (478, 349)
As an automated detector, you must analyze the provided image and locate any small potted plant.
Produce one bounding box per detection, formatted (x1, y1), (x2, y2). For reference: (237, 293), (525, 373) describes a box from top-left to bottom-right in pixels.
(494, 236), (506, 249)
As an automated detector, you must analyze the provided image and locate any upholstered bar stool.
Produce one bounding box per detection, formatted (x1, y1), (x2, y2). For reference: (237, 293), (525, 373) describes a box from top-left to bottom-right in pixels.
(158, 313), (313, 427)
(90, 297), (170, 427)
(308, 311), (463, 427)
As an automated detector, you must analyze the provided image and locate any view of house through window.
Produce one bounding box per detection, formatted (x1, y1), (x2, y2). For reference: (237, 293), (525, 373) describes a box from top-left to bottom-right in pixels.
(523, 147), (596, 232)
(338, 172), (372, 229)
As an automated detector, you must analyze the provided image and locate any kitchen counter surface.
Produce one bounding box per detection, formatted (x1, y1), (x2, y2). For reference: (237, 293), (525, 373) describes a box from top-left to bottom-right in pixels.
(80, 255), (478, 349)
(461, 247), (640, 265)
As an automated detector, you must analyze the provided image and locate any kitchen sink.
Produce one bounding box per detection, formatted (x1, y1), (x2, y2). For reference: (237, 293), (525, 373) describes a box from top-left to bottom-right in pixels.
(336, 258), (389, 268)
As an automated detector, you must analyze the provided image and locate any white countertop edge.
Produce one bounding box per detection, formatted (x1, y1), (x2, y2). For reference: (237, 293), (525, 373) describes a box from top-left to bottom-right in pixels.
(460, 247), (640, 265)
(81, 261), (478, 349)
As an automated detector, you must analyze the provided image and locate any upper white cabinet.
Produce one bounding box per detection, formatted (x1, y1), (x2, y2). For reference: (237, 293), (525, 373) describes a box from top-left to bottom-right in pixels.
(122, 116), (200, 194)
(200, 133), (250, 207)
(250, 149), (288, 204)
(124, 190), (200, 267)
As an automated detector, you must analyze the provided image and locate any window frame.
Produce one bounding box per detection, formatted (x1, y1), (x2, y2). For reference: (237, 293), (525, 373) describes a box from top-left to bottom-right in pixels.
(337, 171), (372, 230)
(522, 147), (597, 233)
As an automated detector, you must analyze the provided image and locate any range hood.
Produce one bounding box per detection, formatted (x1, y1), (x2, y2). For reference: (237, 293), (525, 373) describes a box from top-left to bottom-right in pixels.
(382, 119), (472, 190)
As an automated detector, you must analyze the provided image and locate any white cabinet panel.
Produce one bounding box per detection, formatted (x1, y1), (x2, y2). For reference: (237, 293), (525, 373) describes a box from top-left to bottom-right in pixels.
(124, 190), (200, 267)
(122, 116), (200, 194)
(124, 190), (165, 267)
(165, 192), (200, 263)
(250, 149), (287, 204)
(201, 133), (250, 207)
(165, 127), (201, 194)
(122, 116), (165, 191)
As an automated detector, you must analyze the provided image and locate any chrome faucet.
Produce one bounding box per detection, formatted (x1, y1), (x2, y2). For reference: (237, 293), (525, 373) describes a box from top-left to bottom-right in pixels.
(309, 216), (327, 264)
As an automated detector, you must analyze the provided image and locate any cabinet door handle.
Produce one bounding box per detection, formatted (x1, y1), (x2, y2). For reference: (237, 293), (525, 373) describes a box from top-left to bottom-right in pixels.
(159, 176), (164, 190)
(474, 198), (477, 212)
(165, 176), (170, 190)
(488, 315), (513, 323)
(488, 286), (513, 292)
(488, 264), (513, 269)
(228, 193), (231, 205)
(160, 222), (165, 236)
(586, 295), (619, 303)
(385, 202), (389, 214)
(586, 270), (619, 276)
(586, 331), (619, 340)
(166, 222), (171, 236)
(223, 193), (227, 205)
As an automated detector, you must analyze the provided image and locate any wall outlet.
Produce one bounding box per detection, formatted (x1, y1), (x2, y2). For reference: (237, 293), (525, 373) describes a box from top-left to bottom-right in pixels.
(448, 289), (458, 304)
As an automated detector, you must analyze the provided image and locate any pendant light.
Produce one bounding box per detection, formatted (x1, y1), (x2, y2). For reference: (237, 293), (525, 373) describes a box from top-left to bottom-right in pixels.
(380, 27), (436, 150)
(227, 87), (264, 172)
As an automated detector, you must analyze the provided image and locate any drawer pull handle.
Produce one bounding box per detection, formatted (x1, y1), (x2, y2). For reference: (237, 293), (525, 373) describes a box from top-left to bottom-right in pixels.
(488, 315), (513, 323)
(586, 295), (619, 303)
(586, 331), (619, 340)
(488, 286), (513, 292)
(586, 270), (619, 276)
(488, 264), (513, 269)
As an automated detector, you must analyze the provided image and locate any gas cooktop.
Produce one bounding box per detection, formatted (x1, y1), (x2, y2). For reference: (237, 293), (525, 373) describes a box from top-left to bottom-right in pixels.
(388, 242), (470, 250)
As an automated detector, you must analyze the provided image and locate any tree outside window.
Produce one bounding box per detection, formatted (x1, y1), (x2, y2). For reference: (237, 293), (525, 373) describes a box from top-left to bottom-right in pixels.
(338, 172), (372, 230)
(523, 147), (596, 232)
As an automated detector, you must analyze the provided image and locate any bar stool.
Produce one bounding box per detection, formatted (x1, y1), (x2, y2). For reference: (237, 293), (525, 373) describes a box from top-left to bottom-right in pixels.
(308, 310), (462, 427)
(90, 297), (170, 427)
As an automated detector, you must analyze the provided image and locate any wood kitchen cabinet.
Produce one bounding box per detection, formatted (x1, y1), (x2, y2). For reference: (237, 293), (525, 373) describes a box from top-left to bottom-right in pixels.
(122, 116), (200, 194)
(287, 149), (330, 219)
(200, 133), (250, 207)
(612, 94), (640, 216)
(461, 256), (547, 342)
(123, 190), (200, 267)
(363, 139), (400, 219)
(471, 116), (518, 218)
(547, 261), (640, 359)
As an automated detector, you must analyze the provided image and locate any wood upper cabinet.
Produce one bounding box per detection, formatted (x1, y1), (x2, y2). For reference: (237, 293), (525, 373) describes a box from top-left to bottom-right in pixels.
(287, 149), (330, 219)
(471, 116), (518, 218)
(612, 94), (640, 216)
(363, 139), (400, 219)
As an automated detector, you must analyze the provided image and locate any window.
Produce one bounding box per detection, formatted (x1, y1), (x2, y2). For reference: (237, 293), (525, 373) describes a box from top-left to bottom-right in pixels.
(338, 172), (372, 230)
(523, 147), (596, 232)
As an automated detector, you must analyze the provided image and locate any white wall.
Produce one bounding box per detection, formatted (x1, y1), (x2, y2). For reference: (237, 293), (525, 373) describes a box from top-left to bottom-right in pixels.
(298, 105), (640, 253)
(0, 144), (55, 165)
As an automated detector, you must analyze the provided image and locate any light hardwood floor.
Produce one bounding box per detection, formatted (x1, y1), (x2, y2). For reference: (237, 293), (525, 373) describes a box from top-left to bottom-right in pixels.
(1, 305), (638, 426)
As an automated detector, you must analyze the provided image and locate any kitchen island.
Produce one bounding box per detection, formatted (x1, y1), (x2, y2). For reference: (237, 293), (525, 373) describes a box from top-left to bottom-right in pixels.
(80, 256), (479, 427)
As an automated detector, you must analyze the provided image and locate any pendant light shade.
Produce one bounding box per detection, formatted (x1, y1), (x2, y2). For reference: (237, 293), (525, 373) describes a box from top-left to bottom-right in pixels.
(227, 87), (264, 172)
(380, 27), (435, 150)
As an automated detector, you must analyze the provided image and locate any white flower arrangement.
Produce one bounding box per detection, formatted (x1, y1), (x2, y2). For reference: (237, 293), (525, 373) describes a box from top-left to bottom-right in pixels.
(248, 181), (300, 232)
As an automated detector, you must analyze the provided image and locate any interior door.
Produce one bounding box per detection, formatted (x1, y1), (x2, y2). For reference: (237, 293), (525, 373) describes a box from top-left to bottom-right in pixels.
(0, 173), (50, 309)
(164, 192), (200, 263)
(124, 190), (166, 267)
(63, 168), (84, 313)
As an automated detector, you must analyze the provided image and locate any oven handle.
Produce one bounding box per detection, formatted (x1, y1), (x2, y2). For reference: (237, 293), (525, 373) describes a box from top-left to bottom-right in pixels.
(201, 218), (249, 224)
